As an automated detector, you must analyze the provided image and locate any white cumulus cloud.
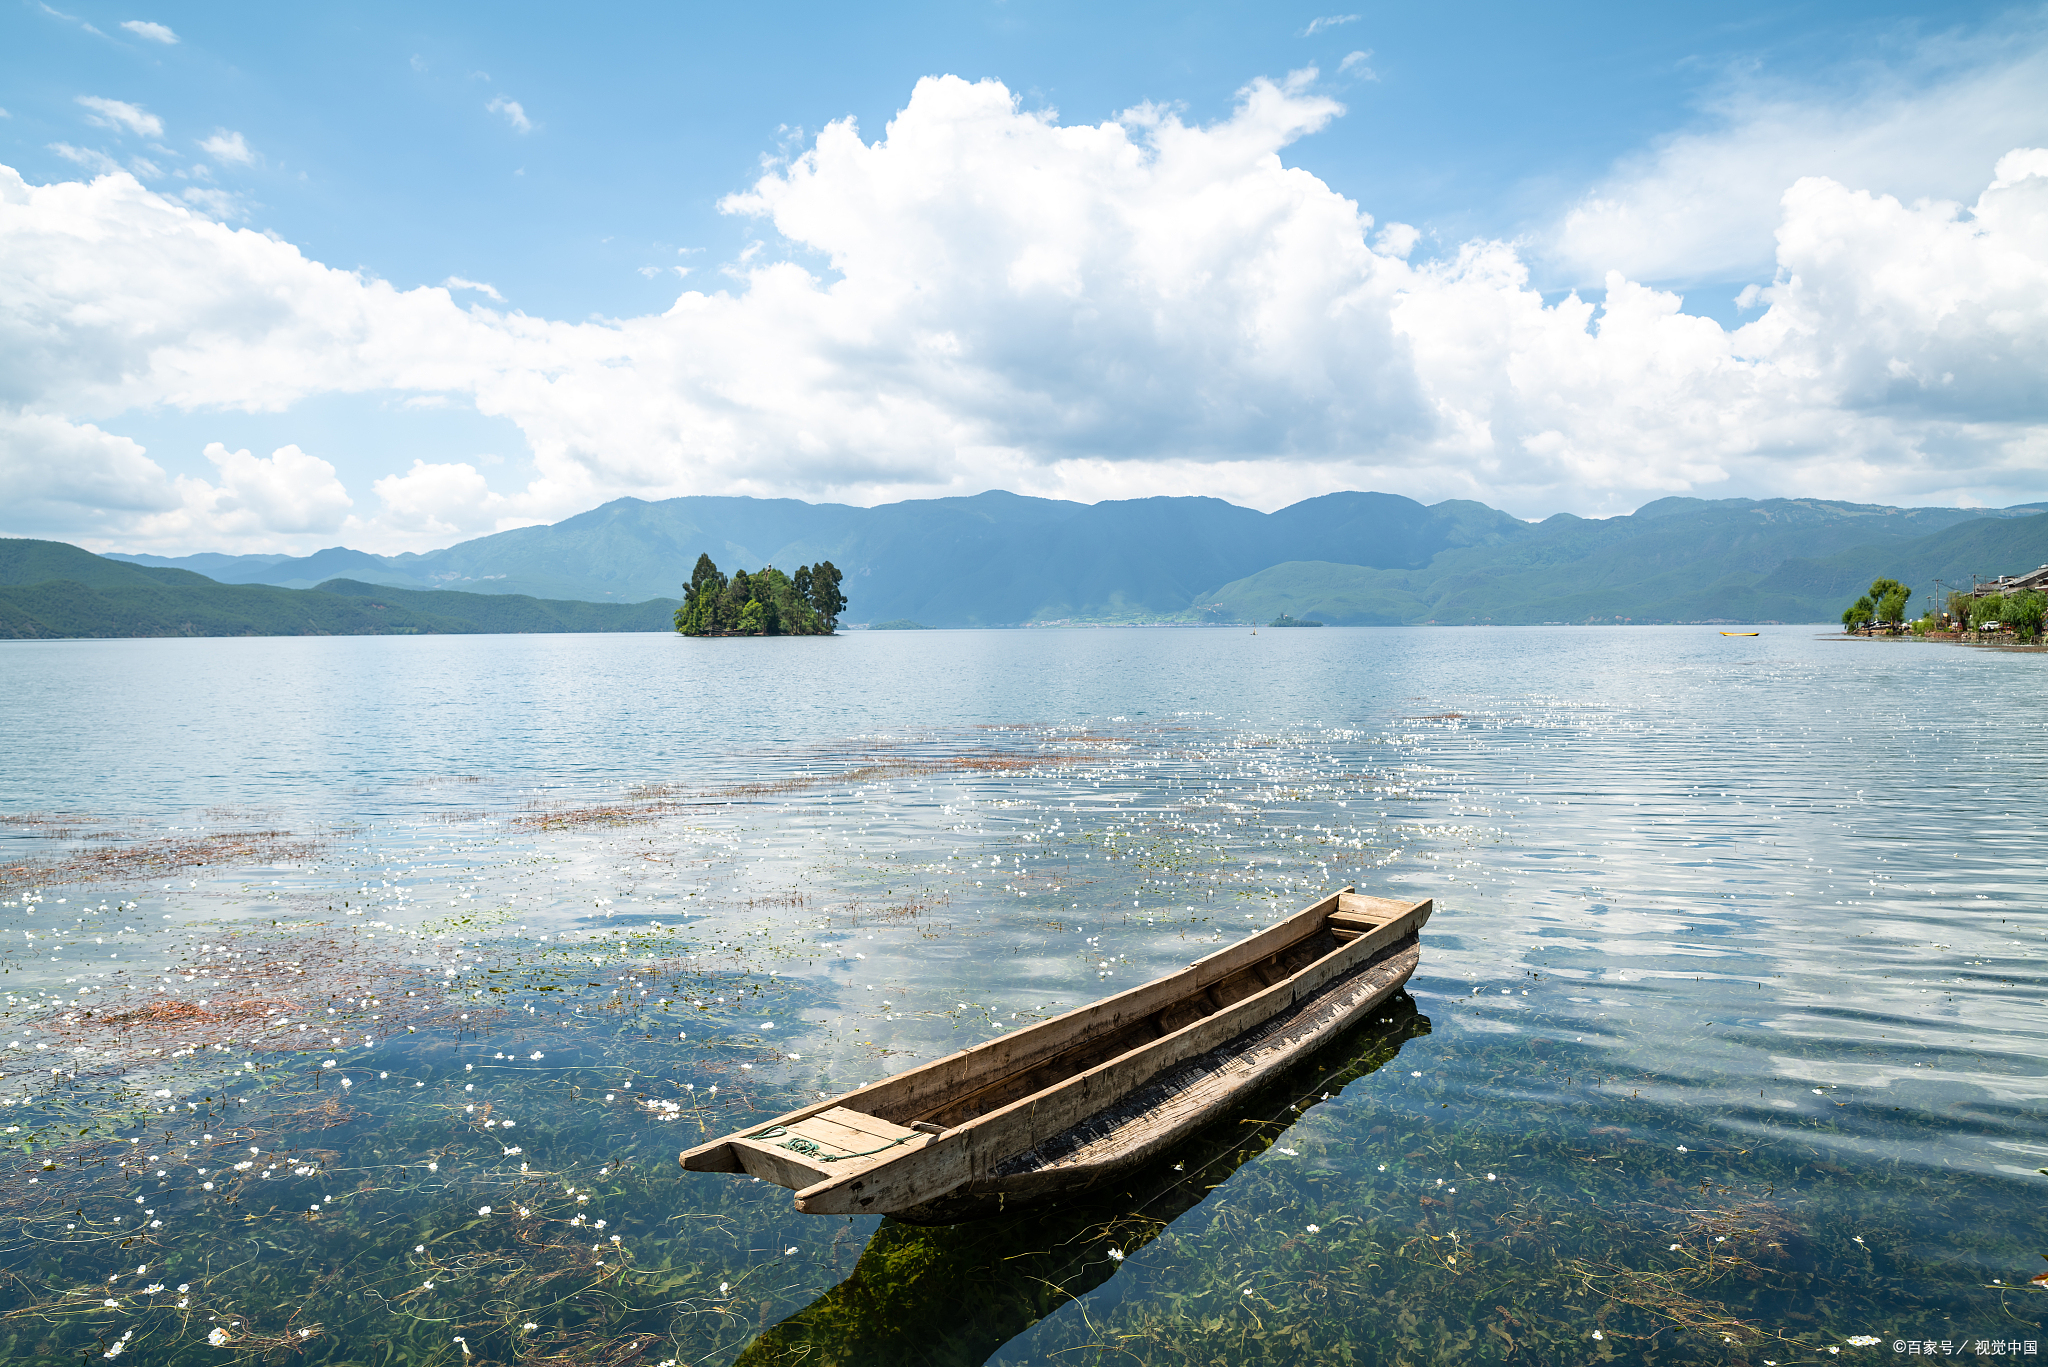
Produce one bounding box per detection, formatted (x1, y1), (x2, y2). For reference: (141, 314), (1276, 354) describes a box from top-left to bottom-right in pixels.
(173, 442), (353, 538)
(361, 459), (513, 542)
(0, 416), (355, 551)
(199, 131), (254, 165)
(120, 20), (177, 43)
(2, 69), (2046, 555)
(441, 276), (504, 301)
(1548, 25), (2048, 287)
(48, 143), (122, 175)
(76, 95), (162, 139)
(486, 96), (532, 134)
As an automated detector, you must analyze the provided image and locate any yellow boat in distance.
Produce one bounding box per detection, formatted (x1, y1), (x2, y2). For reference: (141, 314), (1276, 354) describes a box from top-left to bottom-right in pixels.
(1719, 631), (1760, 636)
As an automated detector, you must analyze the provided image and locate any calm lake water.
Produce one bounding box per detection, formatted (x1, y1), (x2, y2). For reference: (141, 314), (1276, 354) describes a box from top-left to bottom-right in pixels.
(1, 625), (2043, 1365)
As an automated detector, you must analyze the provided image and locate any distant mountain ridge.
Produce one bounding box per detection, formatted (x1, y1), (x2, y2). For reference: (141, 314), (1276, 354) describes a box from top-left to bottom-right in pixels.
(1207, 499), (2048, 625)
(110, 491), (1531, 623)
(0, 539), (676, 639)
(92, 490), (2048, 628)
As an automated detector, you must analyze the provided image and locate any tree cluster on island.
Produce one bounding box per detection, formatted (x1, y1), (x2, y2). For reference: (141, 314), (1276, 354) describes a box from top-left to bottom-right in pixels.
(1268, 613), (1324, 627)
(674, 554), (845, 636)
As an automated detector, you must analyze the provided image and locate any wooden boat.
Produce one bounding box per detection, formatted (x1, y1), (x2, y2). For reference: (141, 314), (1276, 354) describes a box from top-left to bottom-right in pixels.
(1718, 631), (1760, 636)
(735, 1002), (1425, 1362)
(680, 887), (1430, 1220)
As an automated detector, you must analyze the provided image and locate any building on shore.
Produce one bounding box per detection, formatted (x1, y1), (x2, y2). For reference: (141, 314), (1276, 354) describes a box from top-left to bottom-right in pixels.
(1968, 564), (2048, 598)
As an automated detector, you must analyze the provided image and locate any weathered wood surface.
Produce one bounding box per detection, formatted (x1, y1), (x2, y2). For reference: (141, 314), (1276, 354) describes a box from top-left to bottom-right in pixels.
(793, 898), (1431, 1214)
(682, 888), (1432, 1218)
(683, 888), (1354, 1173)
(895, 938), (1422, 1221)
(724, 1106), (931, 1189)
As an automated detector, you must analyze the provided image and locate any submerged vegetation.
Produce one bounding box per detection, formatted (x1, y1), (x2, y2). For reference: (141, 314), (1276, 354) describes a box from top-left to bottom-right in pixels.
(1, 700), (2042, 1364)
(674, 556), (845, 637)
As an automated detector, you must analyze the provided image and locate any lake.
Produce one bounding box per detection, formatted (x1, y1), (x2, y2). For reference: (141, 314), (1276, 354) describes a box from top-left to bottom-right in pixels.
(1, 625), (2042, 1364)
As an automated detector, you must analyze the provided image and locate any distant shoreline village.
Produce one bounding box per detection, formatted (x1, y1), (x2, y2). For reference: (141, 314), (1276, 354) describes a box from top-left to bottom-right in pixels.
(1839, 563), (2047, 649)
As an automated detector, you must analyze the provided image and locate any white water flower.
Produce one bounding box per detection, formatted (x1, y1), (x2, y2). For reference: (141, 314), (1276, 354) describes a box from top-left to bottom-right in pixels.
(1305, 1224), (1320, 1234)
(1591, 1330), (1604, 1341)
(1847, 1336), (1882, 1347)
(478, 1206), (492, 1216)
(207, 1329), (230, 1347)
(1107, 1248), (1124, 1261)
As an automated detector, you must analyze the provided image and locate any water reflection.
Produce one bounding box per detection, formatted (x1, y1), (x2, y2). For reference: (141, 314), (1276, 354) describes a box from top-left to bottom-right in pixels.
(4, 627), (2045, 1359)
(735, 1002), (1427, 1367)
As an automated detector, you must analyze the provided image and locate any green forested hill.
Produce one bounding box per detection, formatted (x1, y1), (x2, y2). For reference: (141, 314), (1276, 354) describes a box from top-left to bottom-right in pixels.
(0, 540), (677, 639)
(105, 490), (2046, 627)
(1201, 504), (2048, 625)
(1754, 512), (2048, 608)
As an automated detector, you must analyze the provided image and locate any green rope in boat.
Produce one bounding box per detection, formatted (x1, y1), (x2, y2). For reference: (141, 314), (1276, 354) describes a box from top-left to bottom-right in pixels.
(744, 1123), (918, 1162)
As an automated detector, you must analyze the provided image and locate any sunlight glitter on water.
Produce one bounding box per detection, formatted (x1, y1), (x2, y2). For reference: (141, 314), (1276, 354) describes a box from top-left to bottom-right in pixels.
(1, 626), (2042, 1362)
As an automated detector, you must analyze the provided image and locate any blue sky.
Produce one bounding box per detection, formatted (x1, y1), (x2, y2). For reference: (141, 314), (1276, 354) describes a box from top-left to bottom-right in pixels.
(3, 0), (2045, 553)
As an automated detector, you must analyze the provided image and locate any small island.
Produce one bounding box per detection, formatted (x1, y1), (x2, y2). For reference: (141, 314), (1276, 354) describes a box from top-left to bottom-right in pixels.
(1268, 613), (1324, 627)
(673, 554), (844, 636)
(869, 619), (931, 631)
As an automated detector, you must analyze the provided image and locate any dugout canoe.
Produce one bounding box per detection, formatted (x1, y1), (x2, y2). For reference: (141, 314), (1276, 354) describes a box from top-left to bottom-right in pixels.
(679, 886), (1430, 1220)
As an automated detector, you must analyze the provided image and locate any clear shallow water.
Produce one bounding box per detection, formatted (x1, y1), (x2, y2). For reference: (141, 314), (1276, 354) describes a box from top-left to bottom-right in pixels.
(0, 626), (2043, 1364)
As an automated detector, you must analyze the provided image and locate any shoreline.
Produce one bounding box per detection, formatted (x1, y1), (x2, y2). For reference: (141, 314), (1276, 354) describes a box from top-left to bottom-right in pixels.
(1832, 630), (2046, 653)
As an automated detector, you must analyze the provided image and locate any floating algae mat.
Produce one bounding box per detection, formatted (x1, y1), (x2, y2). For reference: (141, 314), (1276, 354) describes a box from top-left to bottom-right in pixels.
(1, 628), (2044, 1363)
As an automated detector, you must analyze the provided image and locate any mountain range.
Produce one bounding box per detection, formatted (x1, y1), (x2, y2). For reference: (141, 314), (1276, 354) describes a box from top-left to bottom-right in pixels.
(0, 539), (674, 640)
(91, 490), (2048, 629)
